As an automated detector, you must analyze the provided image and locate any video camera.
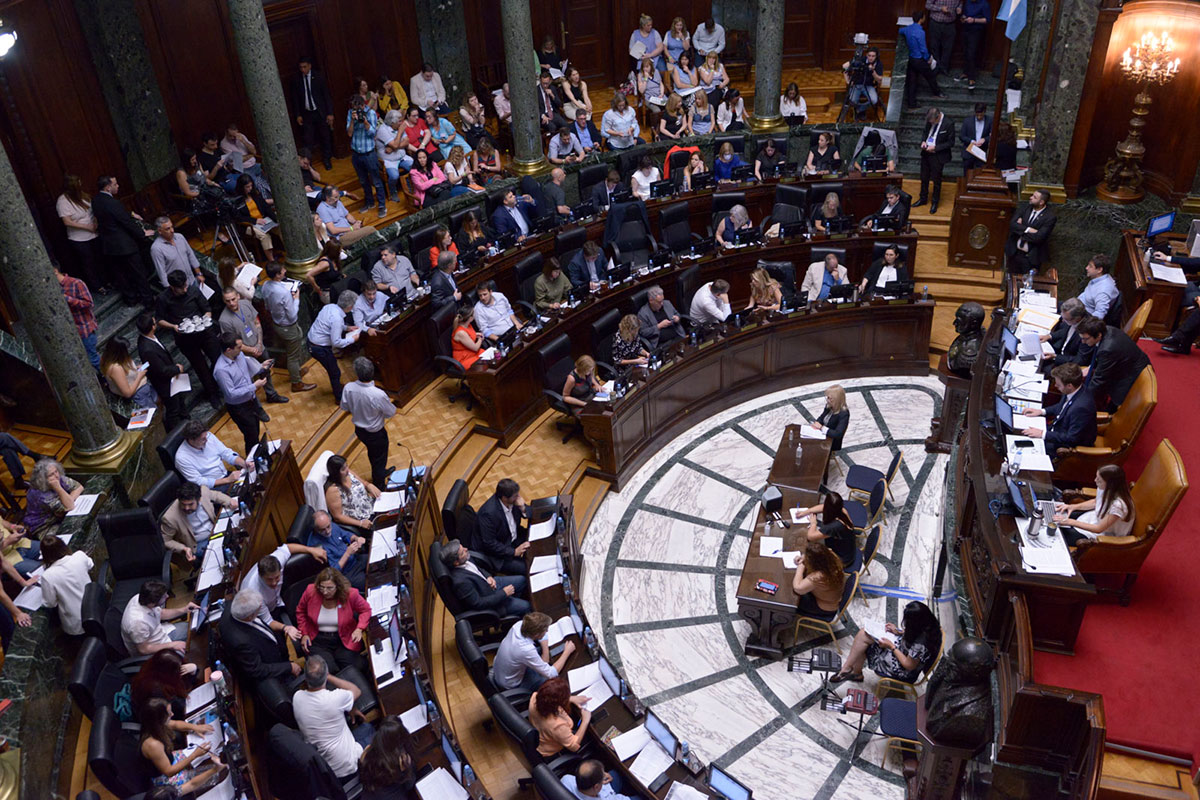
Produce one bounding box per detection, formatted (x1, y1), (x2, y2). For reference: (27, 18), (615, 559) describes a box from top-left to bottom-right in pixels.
(845, 32), (872, 86)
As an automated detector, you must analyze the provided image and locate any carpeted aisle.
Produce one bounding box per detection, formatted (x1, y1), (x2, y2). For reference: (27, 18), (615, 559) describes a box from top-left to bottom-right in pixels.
(1034, 341), (1200, 768)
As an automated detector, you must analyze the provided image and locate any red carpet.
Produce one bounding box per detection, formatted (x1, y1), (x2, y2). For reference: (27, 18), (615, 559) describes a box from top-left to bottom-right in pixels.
(1033, 341), (1200, 770)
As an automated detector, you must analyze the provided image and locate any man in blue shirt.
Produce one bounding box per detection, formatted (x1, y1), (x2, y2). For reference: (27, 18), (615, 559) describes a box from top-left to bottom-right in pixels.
(345, 95), (387, 218)
(308, 510), (367, 591)
(317, 186), (377, 246)
(307, 290), (368, 404)
(561, 760), (633, 800)
(213, 332), (271, 453)
(1076, 254), (1120, 322)
(900, 11), (944, 107)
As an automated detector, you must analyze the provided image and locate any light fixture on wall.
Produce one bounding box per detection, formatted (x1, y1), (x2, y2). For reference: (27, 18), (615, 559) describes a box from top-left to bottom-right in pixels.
(1099, 30), (1182, 204)
(0, 20), (16, 58)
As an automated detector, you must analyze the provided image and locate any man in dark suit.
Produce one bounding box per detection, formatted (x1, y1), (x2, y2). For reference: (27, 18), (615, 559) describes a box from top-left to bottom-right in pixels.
(959, 102), (992, 171)
(590, 169), (622, 211)
(136, 312), (188, 432)
(566, 241), (609, 292)
(1021, 363), (1097, 457)
(1040, 298), (1094, 370)
(220, 588), (301, 682)
(638, 285), (684, 349)
(571, 108), (602, 155)
(1078, 316), (1150, 411)
(92, 175), (154, 304)
(441, 540), (531, 617)
(490, 189), (538, 242)
(1005, 189), (1056, 273)
(866, 184), (908, 232)
(475, 478), (529, 575)
(914, 107), (953, 213)
(537, 70), (568, 134)
(292, 57), (335, 170)
(1150, 252), (1200, 355)
(430, 250), (461, 308)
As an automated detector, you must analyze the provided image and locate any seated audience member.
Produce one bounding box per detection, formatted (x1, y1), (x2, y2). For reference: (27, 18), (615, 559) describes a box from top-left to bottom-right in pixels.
(590, 169), (623, 211)
(305, 240), (352, 303)
(1040, 297), (1092, 368)
(1054, 465), (1136, 547)
(1076, 254), (1120, 322)
(174, 150), (209, 201)
(690, 279), (732, 326)
(176, 420), (247, 489)
(307, 291), (366, 406)
(781, 81), (808, 126)
(317, 186), (377, 246)
(601, 93), (640, 150)
(630, 155), (661, 201)
(455, 211), (491, 254)
(451, 306), (486, 369)
(458, 92), (489, 150)
(1, 514), (38, 584)
(806, 132), (840, 175)
(1020, 362), (1097, 454)
(442, 539), (531, 616)
(797, 491), (857, 567)
(140, 698), (224, 793)
(297, 568), (371, 673)
(352, 77), (379, 111)
(219, 588), (301, 682)
(539, 34), (566, 70)
(409, 63), (449, 114)
(430, 251), (462, 308)
(474, 138), (504, 185)
(801, 254), (849, 301)
(409, 149), (449, 208)
(543, 168), (570, 218)
(791, 540), (846, 620)
(376, 109), (413, 202)
(240, 544), (326, 631)
(1153, 268), (1200, 354)
(715, 204), (753, 248)
(298, 149), (326, 193)
(352, 283), (388, 330)
(529, 677), (591, 757)
(0, 433), (41, 493)
(373, 244), (420, 300)
(376, 75), (409, 115)
(426, 107), (471, 160)
(443, 146), (476, 197)
(699, 51), (729, 109)
(682, 150), (709, 192)
(1077, 316), (1149, 411)
(860, 245), (910, 295)
(690, 91), (715, 135)
(308, 510), (368, 592)
(493, 612), (576, 691)
(232, 175), (278, 261)
(562, 355), (602, 413)
(549, 127), (585, 166)
(294, 655), (372, 781)
(811, 191), (846, 233)
(657, 93), (688, 141)
(402, 106), (437, 158)
(563, 759), (634, 800)
(865, 184), (907, 231)
(693, 16), (726, 57)
(635, 57), (666, 113)
(832, 601), (941, 684)
(713, 141), (747, 182)
(571, 108), (601, 155)
(754, 139), (786, 181)
(25, 458), (83, 536)
(37, 535), (93, 636)
(121, 580), (198, 656)
(161, 480), (235, 567)
(198, 131), (238, 192)
(716, 88), (747, 131)
(612, 314), (650, 366)
(535, 258), (573, 311)
(639, 285), (685, 348)
(567, 242), (608, 292)
(474, 280), (524, 340)
(537, 70), (569, 133)
(492, 83), (512, 125)
(325, 454), (379, 534)
(491, 189), (538, 242)
(475, 478), (531, 575)
(359, 718), (417, 800)
(746, 267), (782, 312)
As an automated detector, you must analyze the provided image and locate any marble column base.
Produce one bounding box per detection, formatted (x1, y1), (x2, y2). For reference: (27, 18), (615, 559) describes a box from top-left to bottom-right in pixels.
(748, 114), (788, 134)
(508, 154), (551, 176)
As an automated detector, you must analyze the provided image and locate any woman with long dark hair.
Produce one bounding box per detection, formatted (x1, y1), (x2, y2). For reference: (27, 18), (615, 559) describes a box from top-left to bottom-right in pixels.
(791, 540), (846, 620)
(140, 697), (224, 793)
(101, 338), (159, 407)
(1054, 465), (1136, 547)
(56, 174), (104, 290)
(359, 717), (417, 799)
(324, 454), (379, 533)
(528, 676), (592, 757)
(796, 491), (857, 569)
(832, 600), (942, 684)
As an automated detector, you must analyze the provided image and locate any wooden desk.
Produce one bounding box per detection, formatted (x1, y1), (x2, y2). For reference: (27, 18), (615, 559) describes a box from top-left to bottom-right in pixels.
(1113, 230), (1186, 339)
(234, 440), (305, 584)
(734, 426), (832, 658)
(581, 299), (933, 489)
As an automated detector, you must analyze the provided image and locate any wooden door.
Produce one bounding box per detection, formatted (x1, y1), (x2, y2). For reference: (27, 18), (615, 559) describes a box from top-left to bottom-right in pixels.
(784, 0), (822, 67)
(561, 0), (612, 85)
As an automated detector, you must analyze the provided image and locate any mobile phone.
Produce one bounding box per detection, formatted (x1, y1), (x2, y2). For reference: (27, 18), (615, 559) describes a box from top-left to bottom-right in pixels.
(1014, 439), (1034, 449)
(755, 579), (779, 595)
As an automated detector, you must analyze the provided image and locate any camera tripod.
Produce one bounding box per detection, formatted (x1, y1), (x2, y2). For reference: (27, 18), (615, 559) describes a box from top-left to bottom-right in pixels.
(208, 218), (253, 262)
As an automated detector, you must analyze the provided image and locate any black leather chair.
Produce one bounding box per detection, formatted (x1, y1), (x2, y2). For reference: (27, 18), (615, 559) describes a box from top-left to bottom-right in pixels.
(808, 129), (842, 154)
(80, 580), (107, 641)
(870, 241), (912, 265)
(775, 183), (810, 212)
(408, 221), (442, 257)
(590, 308), (622, 368)
(455, 617), (532, 710)
(488, 693), (583, 791)
(157, 421), (188, 474)
(676, 263), (702, 315)
(515, 251), (545, 310)
(712, 191), (745, 216)
(285, 504), (315, 546)
(755, 135), (789, 158)
(617, 149), (642, 180)
(1104, 292), (1125, 327)
(138, 471), (181, 520)
(266, 723), (361, 800)
(413, 246), (435, 280)
(281, 551), (325, 622)
(429, 541), (511, 633)
(533, 763), (579, 800)
(68, 637), (137, 720)
(88, 705), (158, 798)
(450, 205), (485, 235)
(762, 202), (803, 236)
(441, 478), (472, 544)
(658, 201), (699, 253)
(810, 245), (848, 270)
(714, 133), (744, 155)
(555, 227), (587, 260)
(429, 301), (473, 409)
(578, 162), (609, 204)
(759, 260), (798, 307)
(610, 220), (657, 268)
(666, 148), (692, 177)
(539, 333), (582, 443)
(361, 237), (404, 277)
(626, 287), (651, 319)
(95, 508), (172, 658)
(808, 181), (845, 215)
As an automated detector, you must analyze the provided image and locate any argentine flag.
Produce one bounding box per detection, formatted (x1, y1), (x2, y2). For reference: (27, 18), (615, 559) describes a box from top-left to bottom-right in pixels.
(996, 0), (1028, 41)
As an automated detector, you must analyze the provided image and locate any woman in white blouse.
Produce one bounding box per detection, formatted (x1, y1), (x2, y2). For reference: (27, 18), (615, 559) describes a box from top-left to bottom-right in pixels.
(1054, 465), (1136, 547)
(781, 82), (808, 126)
(716, 88), (748, 131)
(38, 535), (94, 636)
(602, 93), (641, 150)
(56, 175), (104, 290)
(630, 155), (661, 201)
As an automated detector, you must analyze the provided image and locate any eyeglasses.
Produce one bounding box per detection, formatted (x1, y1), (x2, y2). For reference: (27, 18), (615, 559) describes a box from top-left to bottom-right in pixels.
(318, 583), (338, 593)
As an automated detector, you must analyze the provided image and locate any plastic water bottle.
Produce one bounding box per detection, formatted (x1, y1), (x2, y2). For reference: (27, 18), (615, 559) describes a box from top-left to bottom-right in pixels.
(464, 764), (476, 785)
(255, 455), (267, 476)
(407, 638), (419, 666)
(212, 661), (228, 698)
(680, 740), (690, 760)
(584, 626), (598, 658)
(426, 700), (441, 735)
(619, 678), (628, 699)
(690, 330), (698, 346)
(922, 285), (930, 301)
(396, 535), (408, 563)
(1025, 269), (1035, 291)
(561, 572), (572, 600)
(238, 499), (250, 518)
(399, 584), (412, 616)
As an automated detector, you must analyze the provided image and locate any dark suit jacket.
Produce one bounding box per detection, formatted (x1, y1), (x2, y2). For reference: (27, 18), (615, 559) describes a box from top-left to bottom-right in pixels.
(637, 299), (684, 349)
(92, 192), (145, 256)
(590, 181), (618, 210)
(566, 250), (610, 290)
(490, 201), (536, 239)
(958, 116), (992, 163)
(429, 269), (458, 308)
(873, 198), (909, 230)
(817, 407), (850, 451)
(137, 335), (182, 400)
(1044, 388), (1098, 454)
(862, 259), (910, 294)
(1047, 321), (1094, 367)
(292, 70), (333, 118)
(919, 117), (954, 165)
(573, 120), (602, 148)
(475, 494), (527, 565)
(448, 563), (508, 612)
(1005, 203), (1057, 267)
(1088, 325), (1150, 409)
(218, 612), (293, 682)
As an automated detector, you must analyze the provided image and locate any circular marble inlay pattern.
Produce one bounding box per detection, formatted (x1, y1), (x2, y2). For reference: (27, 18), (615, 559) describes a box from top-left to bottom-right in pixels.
(579, 376), (952, 800)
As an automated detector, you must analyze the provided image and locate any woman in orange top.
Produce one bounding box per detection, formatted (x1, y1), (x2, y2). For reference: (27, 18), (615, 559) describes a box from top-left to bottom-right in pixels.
(451, 306), (485, 369)
(428, 225), (459, 271)
(527, 677), (591, 757)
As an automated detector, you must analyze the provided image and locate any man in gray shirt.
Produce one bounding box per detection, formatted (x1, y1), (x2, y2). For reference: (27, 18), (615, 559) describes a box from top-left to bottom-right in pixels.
(340, 358), (396, 488)
(543, 167), (571, 218)
(218, 286), (287, 404)
(261, 260), (316, 392)
(352, 284), (389, 330)
(371, 245), (419, 300)
(150, 217), (202, 289)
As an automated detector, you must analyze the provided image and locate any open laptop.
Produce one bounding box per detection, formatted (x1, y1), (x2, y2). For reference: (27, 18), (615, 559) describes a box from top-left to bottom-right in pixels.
(644, 710), (678, 757)
(707, 764), (753, 800)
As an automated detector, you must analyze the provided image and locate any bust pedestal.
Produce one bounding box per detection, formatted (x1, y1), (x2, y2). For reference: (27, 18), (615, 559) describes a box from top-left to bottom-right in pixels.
(926, 354), (970, 454)
(910, 702), (984, 800)
(949, 168), (1015, 272)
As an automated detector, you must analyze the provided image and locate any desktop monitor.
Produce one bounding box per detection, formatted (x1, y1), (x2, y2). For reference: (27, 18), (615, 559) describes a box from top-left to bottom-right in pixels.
(644, 710), (677, 756)
(1001, 325), (1019, 358)
(994, 393), (1015, 431)
(862, 154), (888, 173)
(649, 250), (673, 270)
(690, 173), (715, 192)
(731, 164), (754, 181)
(733, 226), (763, 246)
(882, 280), (914, 297)
(609, 263), (632, 284)
(691, 237), (716, 257)
(568, 599), (583, 635)
(533, 214), (558, 235)
(388, 612), (402, 656)
(413, 669), (428, 707)
(495, 230), (517, 251)
(827, 283), (856, 301)
(441, 733), (463, 782)
(827, 215), (855, 235)
(610, 186), (633, 204)
(780, 220), (807, 239)
(649, 179), (675, 199)
(571, 200), (596, 220)
(873, 214), (902, 232)
(1147, 210), (1175, 238)
(457, 248), (481, 271)
(385, 290), (408, 313)
(707, 764), (753, 800)
(1187, 219), (1200, 257)
(598, 656), (621, 696)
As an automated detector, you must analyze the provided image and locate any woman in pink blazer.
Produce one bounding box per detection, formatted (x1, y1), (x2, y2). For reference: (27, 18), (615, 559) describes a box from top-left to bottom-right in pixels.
(297, 567), (372, 672)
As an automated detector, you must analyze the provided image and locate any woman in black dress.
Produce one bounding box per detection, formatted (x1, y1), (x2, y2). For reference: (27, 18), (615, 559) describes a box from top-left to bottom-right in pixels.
(799, 491), (858, 570)
(832, 600), (942, 684)
(805, 132), (840, 176)
(359, 717), (417, 800)
(812, 384), (849, 451)
(562, 355), (603, 414)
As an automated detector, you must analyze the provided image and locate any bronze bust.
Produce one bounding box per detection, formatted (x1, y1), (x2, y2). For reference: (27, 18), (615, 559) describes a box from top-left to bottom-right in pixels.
(947, 302), (985, 377)
(924, 637), (995, 751)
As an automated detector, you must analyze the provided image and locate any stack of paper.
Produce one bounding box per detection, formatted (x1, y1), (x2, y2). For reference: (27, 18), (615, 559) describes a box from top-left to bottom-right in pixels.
(13, 566), (46, 611)
(1018, 290), (1057, 311)
(1004, 435), (1054, 472)
(861, 619), (898, 646)
(799, 424), (826, 439)
(531, 569), (562, 593)
(1149, 262), (1187, 284)
(529, 553), (563, 575)
(66, 494), (100, 517)
(370, 639), (404, 687)
(664, 782), (709, 800)
(789, 508), (811, 525)
(567, 662), (615, 711)
(170, 373), (192, 397)
(367, 584), (398, 612)
(416, 767), (468, 800)
(196, 542), (227, 592)
(1017, 307), (1059, 332)
(479, 347), (497, 361)
(544, 614), (582, 647)
(373, 491), (403, 513)
(186, 682), (218, 714)
(1019, 519), (1076, 576)
(127, 406), (156, 430)
(529, 518), (557, 541)
(370, 525), (398, 565)
(629, 741), (674, 786)
(400, 702), (429, 734)
(611, 724), (652, 761)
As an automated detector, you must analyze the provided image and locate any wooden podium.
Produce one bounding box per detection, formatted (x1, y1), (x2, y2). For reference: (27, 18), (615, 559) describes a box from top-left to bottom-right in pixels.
(949, 168), (1015, 272)
(925, 354), (971, 454)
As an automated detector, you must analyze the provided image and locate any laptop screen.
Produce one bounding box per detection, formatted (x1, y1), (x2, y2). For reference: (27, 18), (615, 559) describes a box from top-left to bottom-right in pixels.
(1007, 477), (1030, 517)
(389, 613), (402, 656)
(441, 733), (463, 782)
(568, 599), (583, 636)
(645, 710), (677, 756)
(414, 670), (427, 707)
(598, 656), (621, 696)
(1002, 325), (1018, 358)
(994, 394), (1014, 430)
(708, 765), (752, 800)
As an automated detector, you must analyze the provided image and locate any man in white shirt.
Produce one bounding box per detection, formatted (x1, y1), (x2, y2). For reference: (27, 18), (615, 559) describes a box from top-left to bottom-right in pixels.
(150, 217), (202, 289)
(372, 245), (419, 300)
(493, 83), (512, 124)
(492, 612), (575, 691)
(307, 291), (369, 405)
(473, 281), (524, 340)
(341, 358), (397, 489)
(240, 543), (327, 633)
(1076, 254), (1120, 321)
(175, 420), (247, 488)
(39, 540), (94, 636)
(692, 18), (726, 56)
(690, 279), (732, 325)
(121, 579), (199, 656)
(293, 655), (372, 780)
(409, 63), (449, 114)
(351, 284), (389, 330)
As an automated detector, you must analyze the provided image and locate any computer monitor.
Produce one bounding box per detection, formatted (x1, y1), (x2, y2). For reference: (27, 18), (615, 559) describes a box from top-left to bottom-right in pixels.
(707, 764), (753, 800)
(495, 230), (517, 251)
(862, 154), (888, 173)
(441, 733), (463, 782)
(1187, 219), (1200, 257)
(827, 283), (855, 301)
(994, 393), (1015, 431)
(780, 220), (807, 239)
(388, 612), (402, 656)
(457, 248), (481, 271)
(881, 280), (914, 297)
(649, 179), (675, 199)
(733, 226), (763, 246)
(873, 213), (902, 232)
(533, 214), (558, 234)
(690, 173), (714, 192)
(758, 161), (783, 178)
(609, 263), (632, 284)
(691, 237), (715, 257)
(385, 290), (408, 313)
(598, 656), (621, 696)
(644, 710), (677, 756)
(649, 250), (673, 270)
(731, 164), (754, 181)
(1007, 477), (1031, 518)
(413, 670), (428, 707)
(1147, 210), (1175, 239)
(568, 599), (583, 635)
(827, 215), (855, 235)
(1002, 325), (1019, 358)
(571, 200), (596, 220)
(610, 186), (633, 204)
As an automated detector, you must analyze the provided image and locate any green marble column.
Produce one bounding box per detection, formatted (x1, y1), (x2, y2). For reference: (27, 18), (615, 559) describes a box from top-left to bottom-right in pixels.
(1015, 0), (1057, 130)
(226, 0), (320, 273)
(749, 0), (786, 133)
(72, 0), (175, 189)
(413, 0), (472, 110)
(500, 0), (549, 174)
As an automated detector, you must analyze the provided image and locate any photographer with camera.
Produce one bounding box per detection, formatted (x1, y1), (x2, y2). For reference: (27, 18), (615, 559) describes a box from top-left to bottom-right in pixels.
(345, 95), (387, 219)
(842, 40), (883, 121)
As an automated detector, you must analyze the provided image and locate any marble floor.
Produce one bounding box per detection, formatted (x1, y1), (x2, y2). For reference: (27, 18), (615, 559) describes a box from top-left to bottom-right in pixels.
(579, 376), (955, 800)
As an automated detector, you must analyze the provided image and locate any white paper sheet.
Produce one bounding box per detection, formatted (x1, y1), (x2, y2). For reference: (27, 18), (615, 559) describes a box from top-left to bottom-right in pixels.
(799, 424), (826, 439)
(778, 551), (802, 569)
(1019, 518), (1076, 576)
(400, 702), (429, 734)
(186, 681), (217, 714)
(478, 346), (497, 361)
(213, 512), (241, 536)
(1005, 435), (1054, 473)
(629, 741), (674, 786)
(611, 724), (652, 761)
(1017, 307), (1059, 332)
(196, 541), (227, 592)
(236, 263), (262, 287)
(367, 584), (398, 613)
(373, 491), (403, 513)
(529, 518), (556, 541)
(371, 639), (405, 687)
(127, 406), (156, 430)
(758, 536), (783, 557)
(568, 662), (601, 693)
(13, 567), (46, 610)
(861, 619), (898, 646)
(65, 494), (100, 517)
(531, 569), (561, 593)
(170, 373), (192, 397)
(1018, 290), (1057, 311)
(417, 767), (469, 800)
(198, 281), (216, 300)
(1150, 262), (1188, 284)
(544, 614), (580, 648)
(196, 773), (236, 800)
(967, 143), (987, 161)
(789, 508), (811, 525)
(529, 553), (563, 575)
(664, 782), (710, 800)
(578, 676), (614, 711)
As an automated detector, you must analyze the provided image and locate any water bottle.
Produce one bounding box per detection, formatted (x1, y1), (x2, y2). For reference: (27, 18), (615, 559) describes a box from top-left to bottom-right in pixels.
(426, 700), (441, 735)
(619, 678), (628, 699)
(222, 720), (242, 761)
(584, 626), (598, 658)
(396, 535), (408, 563)
(399, 584), (412, 617)
(212, 661), (228, 698)
(255, 455), (267, 476)
(690, 330), (698, 347)
(1025, 269), (1035, 291)
(680, 740), (690, 761)
(561, 572), (572, 600)
(922, 285), (930, 301)
(464, 764), (476, 786)
(407, 638), (419, 666)
(238, 499), (250, 519)
(733, 313), (741, 328)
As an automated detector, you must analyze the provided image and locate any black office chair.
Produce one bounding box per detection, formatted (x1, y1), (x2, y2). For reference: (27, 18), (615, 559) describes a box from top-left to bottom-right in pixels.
(267, 723), (362, 800)
(870, 241), (912, 265)
(156, 421), (188, 474)
(1104, 292), (1125, 327)
(762, 202), (802, 237)
(676, 263), (702, 316)
(611, 220), (657, 269)
(88, 705), (159, 798)
(455, 617), (533, 709)
(408, 221), (442, 257)
(441, 478), (471, 543)
(578, 162), (609, 203)
(713, 133), (745, 156)
(429, 302), (473, 409)
(809, 129), (842, 157)
(759, 260), (798, 307)
(617, 149), (642, 180)
(532, 763), (580, 800)
(539, 333), (583, 443)
(555, 227), (587, 260)
(68, 636), (138, 720)
(666, 148), (692, 177)
(809, 181), (846, 216)
(361, 237), (404, 277)
(138, 471), (181, 520)
(488, 694), (583, 791)
(281, 549), (325, 622)
(658, 201), (699, 253)
(428, 541), (511, 633)
(80, 580), (107, 641)
(450, 205), (485, 236)
(755, 135), (789, 158)
(712, 191), (745, 217)
(811, 245), (848, 271)
(514, 251), (545, 311)
(590, 308), (623, 372)
(95, 508), (172, 658)
(775, 183), (810, 212)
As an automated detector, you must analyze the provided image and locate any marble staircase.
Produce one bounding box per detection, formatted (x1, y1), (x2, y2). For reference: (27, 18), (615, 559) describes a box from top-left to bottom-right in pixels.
(895, 74), (1001, 181)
